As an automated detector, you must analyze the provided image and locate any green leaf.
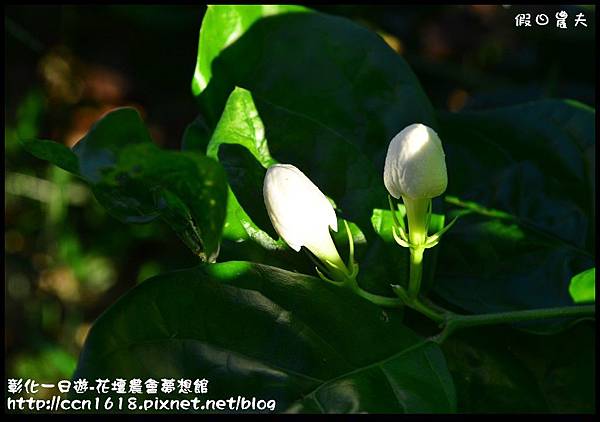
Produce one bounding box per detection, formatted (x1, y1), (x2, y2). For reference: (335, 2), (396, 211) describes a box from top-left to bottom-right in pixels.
(72, 108), (153, 182)
(442, 322), (595, 412)
(209, 87), (276, 168)
(192, 5), (309, 97)
(21, 107), (228, 262)
(193, 5), (436, 154)
(441, 100), (594, 250)
(74, 262), (456, 413)
(206, 87), (281, 246)
(569, 267), (595, 303)
(21, 138), (79, 174)
(433, 100), (595, 333)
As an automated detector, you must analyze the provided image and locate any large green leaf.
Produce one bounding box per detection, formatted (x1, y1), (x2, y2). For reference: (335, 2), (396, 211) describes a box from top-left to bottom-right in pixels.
(74, 261), (456, 413)
(22, 108), (228, 262)
(192, 5), (309, 97)
(433, 100), (595, 332)
(442, 322), (595, 413)
(193, 5), (436, 156)
(441, 100), (594, 250)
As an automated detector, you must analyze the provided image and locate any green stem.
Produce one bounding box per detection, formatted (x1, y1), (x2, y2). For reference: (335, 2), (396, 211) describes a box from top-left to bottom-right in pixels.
(408, 247), (424, 299)
(403, 196), (430, 246)
(346, 279), (402, 308)
(402, 196), (430, 299)
(353, 287), (403, 308)
(420, 296), (453, 316)
(409, 298), (445, 323)
(392, 285), (446, 322)
(431, 305), (595, 343)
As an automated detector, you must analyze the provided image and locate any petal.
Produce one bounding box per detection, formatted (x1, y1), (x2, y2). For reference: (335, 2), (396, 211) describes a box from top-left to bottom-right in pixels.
(383, 123), (447, 199)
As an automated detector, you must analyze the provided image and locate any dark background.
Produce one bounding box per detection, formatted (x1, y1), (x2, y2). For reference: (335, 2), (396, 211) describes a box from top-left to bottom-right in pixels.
(4, 5), (595, 393)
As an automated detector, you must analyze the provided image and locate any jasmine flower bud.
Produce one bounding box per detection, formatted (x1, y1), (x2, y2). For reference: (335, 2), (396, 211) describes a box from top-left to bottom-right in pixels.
(263, 164), (347, 271)
(383, 123), (447, 200)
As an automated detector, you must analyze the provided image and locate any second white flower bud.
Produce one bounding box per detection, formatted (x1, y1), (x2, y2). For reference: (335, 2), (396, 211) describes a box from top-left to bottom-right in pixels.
(263, 164), (347, 272)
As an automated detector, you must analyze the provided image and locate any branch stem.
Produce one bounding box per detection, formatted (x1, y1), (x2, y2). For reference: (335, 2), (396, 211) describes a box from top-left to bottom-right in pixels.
(431, 304), (595, 343)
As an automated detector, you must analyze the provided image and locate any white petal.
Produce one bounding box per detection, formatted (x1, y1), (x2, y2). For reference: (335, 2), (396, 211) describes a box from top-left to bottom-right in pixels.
(263, 164), (344, 266)
(263, 164), (338, 254)
(383, 123), (447, 199)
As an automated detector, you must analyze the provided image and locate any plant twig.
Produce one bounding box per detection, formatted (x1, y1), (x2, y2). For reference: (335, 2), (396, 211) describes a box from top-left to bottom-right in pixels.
(430, 304), (595, 343)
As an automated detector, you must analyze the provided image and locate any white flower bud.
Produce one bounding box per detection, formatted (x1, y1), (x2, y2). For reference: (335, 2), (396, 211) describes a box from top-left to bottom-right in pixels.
(383, 123), (448, 200)
(263, 164), (345, 268)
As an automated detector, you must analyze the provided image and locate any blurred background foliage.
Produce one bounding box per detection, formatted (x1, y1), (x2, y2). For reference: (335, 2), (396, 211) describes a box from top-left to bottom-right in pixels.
(4, 4), (595, 396)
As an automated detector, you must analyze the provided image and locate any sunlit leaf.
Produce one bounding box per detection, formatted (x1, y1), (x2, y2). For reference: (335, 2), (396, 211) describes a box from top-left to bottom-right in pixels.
(569, 267), (595, 303)
(192, 5), (309, 97)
